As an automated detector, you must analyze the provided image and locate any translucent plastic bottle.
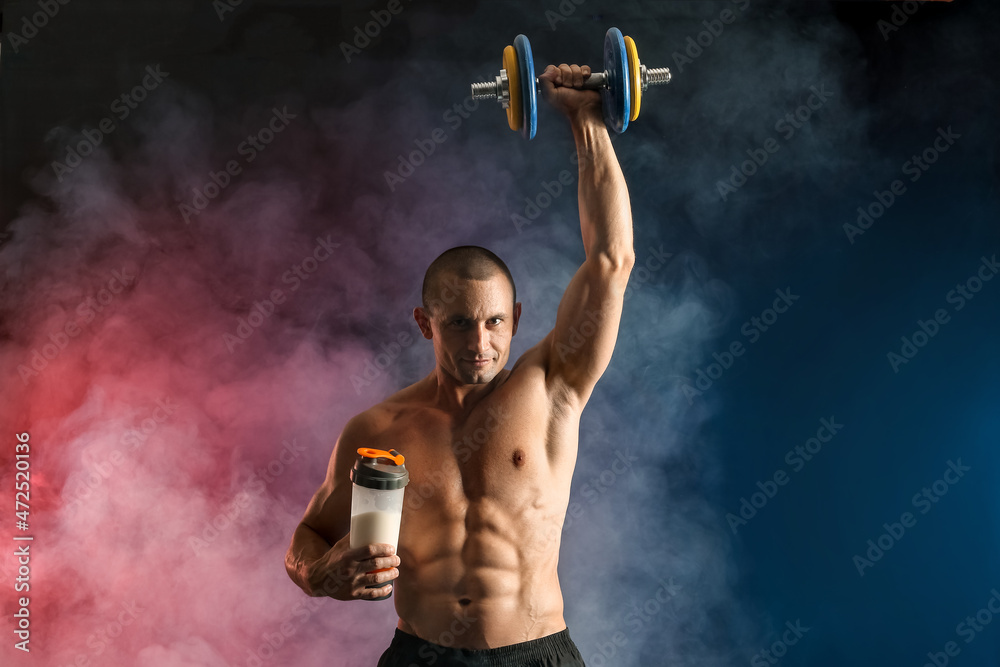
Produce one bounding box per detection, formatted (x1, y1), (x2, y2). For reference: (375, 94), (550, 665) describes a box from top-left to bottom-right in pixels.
(350, 448), (409, 600)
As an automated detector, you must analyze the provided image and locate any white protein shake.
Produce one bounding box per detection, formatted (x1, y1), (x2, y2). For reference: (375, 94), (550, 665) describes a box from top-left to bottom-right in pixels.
(350, 510), (402, 549)
(349, 448), (409, 600)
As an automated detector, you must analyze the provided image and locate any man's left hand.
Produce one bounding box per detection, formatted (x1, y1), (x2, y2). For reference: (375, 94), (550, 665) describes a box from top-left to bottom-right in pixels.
(538, 64), (602, 125)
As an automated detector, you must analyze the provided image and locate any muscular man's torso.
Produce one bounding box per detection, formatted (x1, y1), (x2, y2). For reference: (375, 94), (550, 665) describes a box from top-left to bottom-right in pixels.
(359, 350), (581, 649)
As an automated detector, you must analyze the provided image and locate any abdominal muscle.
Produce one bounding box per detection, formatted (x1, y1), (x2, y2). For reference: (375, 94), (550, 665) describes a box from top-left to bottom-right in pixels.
(393, 495), (568, 649)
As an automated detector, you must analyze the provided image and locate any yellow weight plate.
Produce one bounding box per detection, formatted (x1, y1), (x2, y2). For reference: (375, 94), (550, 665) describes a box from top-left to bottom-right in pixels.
(503, 45), (523, 133)
(624, 35), (641, 122)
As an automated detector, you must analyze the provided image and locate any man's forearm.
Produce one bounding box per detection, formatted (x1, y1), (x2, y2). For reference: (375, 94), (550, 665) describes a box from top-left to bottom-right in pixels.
(571, 114), (635, 267)
(285, 523), (333, 595)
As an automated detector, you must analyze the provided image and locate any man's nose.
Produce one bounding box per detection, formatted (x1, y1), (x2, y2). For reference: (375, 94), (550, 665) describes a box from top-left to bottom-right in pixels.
(468, 324), (489, 353)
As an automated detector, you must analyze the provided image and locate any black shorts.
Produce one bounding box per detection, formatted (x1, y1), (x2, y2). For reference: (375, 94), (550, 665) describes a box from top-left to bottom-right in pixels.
(376, 628), (586, 667)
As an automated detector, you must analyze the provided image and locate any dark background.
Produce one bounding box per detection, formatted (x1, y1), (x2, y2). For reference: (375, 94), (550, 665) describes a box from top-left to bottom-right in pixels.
(1, 1), (997, 666)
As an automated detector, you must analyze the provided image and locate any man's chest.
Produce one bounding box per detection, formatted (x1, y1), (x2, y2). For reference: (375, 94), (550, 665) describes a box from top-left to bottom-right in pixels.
(379, 380), (577, 511)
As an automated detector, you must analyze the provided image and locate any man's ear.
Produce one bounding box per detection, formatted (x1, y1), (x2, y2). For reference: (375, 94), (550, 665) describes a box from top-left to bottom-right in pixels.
(511, 302), (522, 336)
(413, 307), (433, 340)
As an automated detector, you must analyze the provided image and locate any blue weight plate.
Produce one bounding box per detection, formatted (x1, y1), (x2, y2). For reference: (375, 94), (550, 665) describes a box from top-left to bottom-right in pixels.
(513, 34), (537, 140)
(602, 27), (630, 134)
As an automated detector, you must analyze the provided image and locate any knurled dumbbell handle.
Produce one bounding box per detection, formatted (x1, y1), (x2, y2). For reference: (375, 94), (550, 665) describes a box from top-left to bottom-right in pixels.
(552, 65), (673, 91)
(471, 65), (671, 102)
(576, 71), (608, 89)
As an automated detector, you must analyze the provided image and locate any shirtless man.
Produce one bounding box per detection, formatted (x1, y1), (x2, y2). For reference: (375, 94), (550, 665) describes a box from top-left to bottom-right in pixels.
(285, 62), (635, 666)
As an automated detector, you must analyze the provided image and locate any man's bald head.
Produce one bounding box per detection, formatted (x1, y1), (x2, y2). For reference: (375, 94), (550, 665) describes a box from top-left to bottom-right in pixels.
(422, 246), (516, 313)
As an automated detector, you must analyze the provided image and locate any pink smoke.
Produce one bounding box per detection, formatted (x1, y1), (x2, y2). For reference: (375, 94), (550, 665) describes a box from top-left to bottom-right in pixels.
(0, 79), (456, 666)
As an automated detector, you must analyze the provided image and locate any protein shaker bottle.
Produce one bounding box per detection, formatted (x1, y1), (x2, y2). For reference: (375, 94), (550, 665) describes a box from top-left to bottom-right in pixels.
(350, 448), (409, 600)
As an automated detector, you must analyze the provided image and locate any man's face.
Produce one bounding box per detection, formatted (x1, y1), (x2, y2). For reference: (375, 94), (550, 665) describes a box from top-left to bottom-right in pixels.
(415, 273), (520, 385)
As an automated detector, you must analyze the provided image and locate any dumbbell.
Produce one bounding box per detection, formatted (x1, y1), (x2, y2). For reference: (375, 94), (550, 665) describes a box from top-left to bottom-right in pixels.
(470, 27), (672, 140)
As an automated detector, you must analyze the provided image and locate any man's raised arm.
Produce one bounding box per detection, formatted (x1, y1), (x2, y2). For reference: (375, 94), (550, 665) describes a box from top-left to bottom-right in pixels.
(538, 63), (635, 405)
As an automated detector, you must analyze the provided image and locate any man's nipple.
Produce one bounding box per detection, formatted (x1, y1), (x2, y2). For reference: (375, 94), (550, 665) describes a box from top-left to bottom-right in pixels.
(512, 449), (526, 467)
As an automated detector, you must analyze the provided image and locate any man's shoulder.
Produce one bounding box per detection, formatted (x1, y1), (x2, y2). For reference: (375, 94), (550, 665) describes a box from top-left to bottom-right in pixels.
(510, 335), (550, 375)
(346, 377), (428, 436)
(509, 334), (586, 413)
(345, 402), (397, 437)
(510, 334), (570, 387)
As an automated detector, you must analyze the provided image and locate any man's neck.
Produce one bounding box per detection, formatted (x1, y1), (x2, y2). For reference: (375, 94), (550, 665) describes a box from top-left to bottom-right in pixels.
(428, 367), (506, 414)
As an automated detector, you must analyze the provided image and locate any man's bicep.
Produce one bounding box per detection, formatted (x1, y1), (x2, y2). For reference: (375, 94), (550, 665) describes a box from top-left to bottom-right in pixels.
(545, 255), (630, 400)
(298, 415), (368, 545)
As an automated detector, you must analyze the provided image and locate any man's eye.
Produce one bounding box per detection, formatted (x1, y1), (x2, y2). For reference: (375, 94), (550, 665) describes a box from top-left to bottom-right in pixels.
(489, 318), (502, 325)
